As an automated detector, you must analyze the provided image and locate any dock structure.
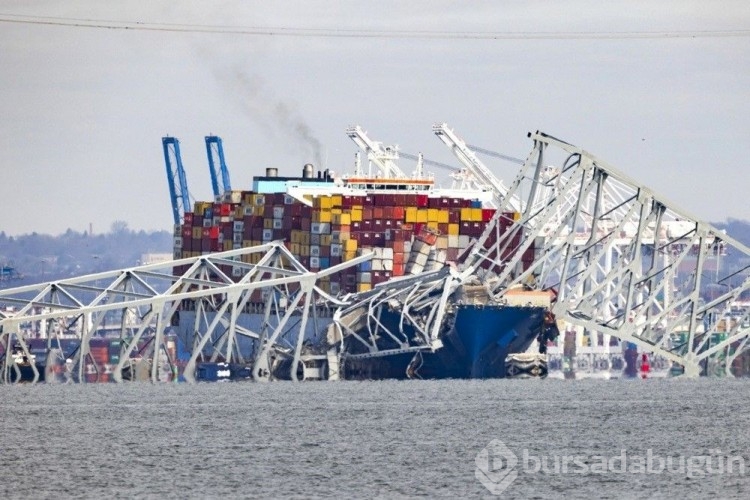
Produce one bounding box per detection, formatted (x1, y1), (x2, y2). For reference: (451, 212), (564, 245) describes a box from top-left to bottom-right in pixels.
(2, 127), (750, 383)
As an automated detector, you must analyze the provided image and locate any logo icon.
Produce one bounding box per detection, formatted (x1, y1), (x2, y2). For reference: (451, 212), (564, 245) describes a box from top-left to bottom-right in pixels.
(475, 439), (518, 495)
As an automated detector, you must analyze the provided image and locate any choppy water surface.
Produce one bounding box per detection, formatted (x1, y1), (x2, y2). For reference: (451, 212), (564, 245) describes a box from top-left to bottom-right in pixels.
(1, 378), (749, 499)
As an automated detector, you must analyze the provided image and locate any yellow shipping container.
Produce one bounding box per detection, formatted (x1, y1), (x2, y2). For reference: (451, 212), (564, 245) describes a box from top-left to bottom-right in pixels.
(192, 227), (203, 239)
(416, 209), (428, 223)
(314, 196), (332, 209)
(427, 208), (439, 222)
(405, 207), (418, 223)
(460, 207), (472, 221)
(223, 240), (233, 251)
(426, 221), (439, 232)
(343, 250), (357, 261)
(320, 234), (333, 246)
(344, 239), (358, 252)
(332, 213), (352, 225)
(331, 195), (343, 207)
(300, 245), (310, 257)
(313, 210), (332, 223)
(437, 210), (450, 224)
(263, 218), (274, 229)
(357, 283), (372, 293)
(254, 205), (264, 217)
(234, 206), (244, 219)
(448, 223), (460, 235)
(331, 208), (342, 215)
(471, 208), (483, 222)
(350, 208), (363, 222)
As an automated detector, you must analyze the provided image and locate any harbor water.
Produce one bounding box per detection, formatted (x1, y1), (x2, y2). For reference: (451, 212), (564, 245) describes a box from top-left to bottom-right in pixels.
(1, 378), (749, 498)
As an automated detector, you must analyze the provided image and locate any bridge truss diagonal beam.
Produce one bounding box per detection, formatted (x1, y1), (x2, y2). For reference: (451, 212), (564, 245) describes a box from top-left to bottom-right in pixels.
(461, 131), (750, 377)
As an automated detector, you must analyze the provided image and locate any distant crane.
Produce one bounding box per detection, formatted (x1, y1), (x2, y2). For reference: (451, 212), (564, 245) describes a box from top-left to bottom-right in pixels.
(162, 137), (191, 226)
(205, 135), (232, 199)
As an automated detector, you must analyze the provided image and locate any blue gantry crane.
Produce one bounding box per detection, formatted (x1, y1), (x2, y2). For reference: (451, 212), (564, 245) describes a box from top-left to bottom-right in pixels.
(162, 137), (191, 226)
(205, 135), (232, 199)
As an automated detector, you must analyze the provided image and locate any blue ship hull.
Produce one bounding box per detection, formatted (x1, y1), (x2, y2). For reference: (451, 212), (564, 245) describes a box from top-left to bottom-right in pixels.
(343, 304), (552, 380)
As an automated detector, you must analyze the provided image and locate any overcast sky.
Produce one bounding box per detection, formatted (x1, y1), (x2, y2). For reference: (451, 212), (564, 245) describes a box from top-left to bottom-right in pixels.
(1, 1), (748, 236)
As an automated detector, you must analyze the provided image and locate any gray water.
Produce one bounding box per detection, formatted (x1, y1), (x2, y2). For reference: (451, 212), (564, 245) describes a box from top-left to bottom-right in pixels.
(1, 379), (749, 499)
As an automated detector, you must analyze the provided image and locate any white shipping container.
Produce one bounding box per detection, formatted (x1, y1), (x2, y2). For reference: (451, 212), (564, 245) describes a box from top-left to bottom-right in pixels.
(309, 256), (320, 268)
(382, 259), (393, 271)
(371, 259), (383, 271)
(381, 248), (394, 260)
(272, 219), (283, 229)
(358, 272), (372, 284)
(310, 245), (321, 257)
(173, 236), (183, 248)
(330, 244), (342, 257)
(262, 229), (273, 241)
(273, 206), (285, 219)
(233, 221), (244, 232)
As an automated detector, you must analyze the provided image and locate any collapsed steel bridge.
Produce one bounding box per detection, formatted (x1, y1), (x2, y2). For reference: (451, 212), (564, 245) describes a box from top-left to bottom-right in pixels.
(2, 127), (749, 383)
(0, 243), (370, 384)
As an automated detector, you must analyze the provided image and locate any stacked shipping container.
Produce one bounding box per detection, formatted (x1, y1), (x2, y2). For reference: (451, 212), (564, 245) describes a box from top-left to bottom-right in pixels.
(174, 190), (530, 299)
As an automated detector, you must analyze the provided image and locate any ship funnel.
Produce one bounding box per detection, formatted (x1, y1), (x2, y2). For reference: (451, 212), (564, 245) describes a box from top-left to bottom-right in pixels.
(266, 167), (278, 177)
(303, 163), (314, 178)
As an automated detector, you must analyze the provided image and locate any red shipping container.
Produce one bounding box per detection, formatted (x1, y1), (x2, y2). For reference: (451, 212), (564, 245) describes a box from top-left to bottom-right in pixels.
(482, 209), (496, 222)
(209, 226), (220, 239)
(392, 206), (405, 220)
(416, 194), (428, 207)
(392, 263), (404, 276)
(383, 206), (394, 219)
(289, 203), (302, 217)
(363, 206), (373, 220)
(373, 207), (384, 219)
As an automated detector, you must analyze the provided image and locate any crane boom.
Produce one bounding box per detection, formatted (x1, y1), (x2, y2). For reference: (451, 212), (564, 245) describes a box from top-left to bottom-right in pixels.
(162, 137), (191, 226)
(205, 135), (232, 199)
(433, 123), (522, 212)
(346, 125), (407, 178)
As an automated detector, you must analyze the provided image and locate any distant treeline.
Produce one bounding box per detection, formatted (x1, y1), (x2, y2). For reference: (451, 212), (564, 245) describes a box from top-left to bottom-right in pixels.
(0, 221), (172, 284)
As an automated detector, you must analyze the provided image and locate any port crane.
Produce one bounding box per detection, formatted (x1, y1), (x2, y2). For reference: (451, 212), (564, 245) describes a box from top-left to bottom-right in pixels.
(205, 135), (232, 199)
(433, 123), (523, 212)
(346, 125), (408, 179)
(162, 137), (192, 226)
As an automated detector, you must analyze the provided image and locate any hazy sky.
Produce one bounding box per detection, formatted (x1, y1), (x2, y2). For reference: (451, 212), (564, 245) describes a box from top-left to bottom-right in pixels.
(1, 1), (748, 236)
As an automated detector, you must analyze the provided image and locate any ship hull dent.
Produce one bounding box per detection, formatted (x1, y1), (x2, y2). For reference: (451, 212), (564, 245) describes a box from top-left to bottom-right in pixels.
(343, 304), (547, 380)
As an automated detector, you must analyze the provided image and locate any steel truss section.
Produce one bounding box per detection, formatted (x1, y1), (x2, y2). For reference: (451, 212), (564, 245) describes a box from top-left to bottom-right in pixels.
(463, 131), (750, 377)
(0, 243), (370, 384)
(329, 268), (454, 363)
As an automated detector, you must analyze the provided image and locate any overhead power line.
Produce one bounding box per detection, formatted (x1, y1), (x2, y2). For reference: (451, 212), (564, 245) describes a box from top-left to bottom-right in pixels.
(1, 13), (748, 40)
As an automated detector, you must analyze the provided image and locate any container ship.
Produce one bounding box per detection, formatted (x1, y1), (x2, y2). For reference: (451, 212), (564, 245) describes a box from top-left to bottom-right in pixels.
(171, 128), (559, 380)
